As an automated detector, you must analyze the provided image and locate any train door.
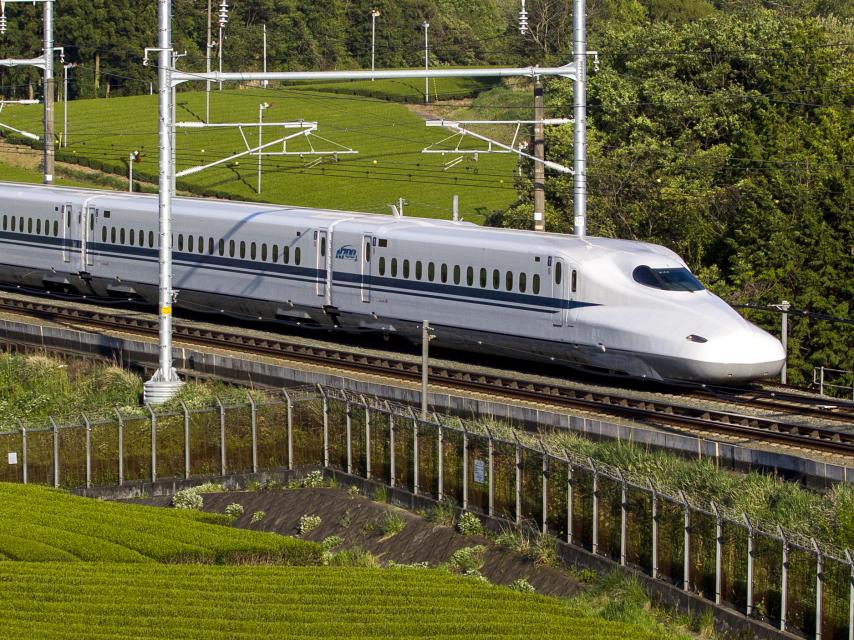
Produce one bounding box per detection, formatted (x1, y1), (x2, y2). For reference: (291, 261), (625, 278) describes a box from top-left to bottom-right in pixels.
(81, 206), (97, 269)
(315, 230), (327, 297)
(61, 203), (74, 264)
(551, 256), (570, 327)
(361, 234), (373, 303)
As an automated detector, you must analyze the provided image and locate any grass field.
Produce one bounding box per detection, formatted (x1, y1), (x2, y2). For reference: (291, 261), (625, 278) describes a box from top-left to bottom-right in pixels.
(0, 563), (663, 640)
(1, 84), (521, 222)
(0, 160), (102, 189)
(287, 77), (498, 102)
(0, 483), (321, 564)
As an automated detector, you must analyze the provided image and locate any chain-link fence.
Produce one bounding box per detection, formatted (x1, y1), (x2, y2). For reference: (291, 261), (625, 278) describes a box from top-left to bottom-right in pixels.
(0, 385), (851, 639)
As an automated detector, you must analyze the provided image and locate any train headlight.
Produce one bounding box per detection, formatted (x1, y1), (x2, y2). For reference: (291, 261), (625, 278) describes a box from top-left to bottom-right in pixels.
(686, 334), (708, 343)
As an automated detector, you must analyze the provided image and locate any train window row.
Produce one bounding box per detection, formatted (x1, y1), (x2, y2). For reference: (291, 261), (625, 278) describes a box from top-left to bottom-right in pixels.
(376, 256), (545, 295)
(99, 227), (303, 266)
(1, 214), (60, 238)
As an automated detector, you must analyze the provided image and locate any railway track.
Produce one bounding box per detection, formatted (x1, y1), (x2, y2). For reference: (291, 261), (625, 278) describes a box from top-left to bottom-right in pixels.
(1, 291), (853, 457)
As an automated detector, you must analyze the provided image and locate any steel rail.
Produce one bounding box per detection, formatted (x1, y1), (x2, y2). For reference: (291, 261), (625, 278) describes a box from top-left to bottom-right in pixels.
(1, 292), (852, 455)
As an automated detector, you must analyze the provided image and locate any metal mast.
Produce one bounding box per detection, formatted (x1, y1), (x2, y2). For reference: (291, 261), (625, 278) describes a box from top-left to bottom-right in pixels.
(572, 0), (587, 237)
(42, 0), (54, 184)
(143, 0), (183, 403)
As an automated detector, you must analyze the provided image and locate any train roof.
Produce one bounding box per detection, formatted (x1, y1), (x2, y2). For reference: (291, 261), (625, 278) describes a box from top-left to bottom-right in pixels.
(0, 182), (683, 264)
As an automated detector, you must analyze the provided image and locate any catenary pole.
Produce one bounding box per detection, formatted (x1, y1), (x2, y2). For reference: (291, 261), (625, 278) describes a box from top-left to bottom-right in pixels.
(42, 0), (54, 184)
(572, 0), (586, 237)
(205, 0), (211, 122)
(143, 0), (183, 404)
(533, 79), (545, 231)
(423, 21), (429, 104)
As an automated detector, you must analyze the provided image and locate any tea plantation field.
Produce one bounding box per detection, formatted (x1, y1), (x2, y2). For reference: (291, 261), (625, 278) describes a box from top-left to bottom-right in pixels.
(1, 81), (520, 222)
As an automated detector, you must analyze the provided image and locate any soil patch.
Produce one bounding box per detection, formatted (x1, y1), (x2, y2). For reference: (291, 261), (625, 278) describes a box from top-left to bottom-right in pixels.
(137, 487), (582, 597)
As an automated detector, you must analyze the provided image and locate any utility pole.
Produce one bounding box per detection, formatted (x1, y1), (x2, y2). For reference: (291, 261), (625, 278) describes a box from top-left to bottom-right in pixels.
(62, 62), (75, 147)
(533, 79), (545, 232)
(262, 24), (268, 89)
(128, 150), (139, 192)
(42, 0), (54, 184)
(423, 21), (429, 104)
(205, 0), (212, 122)
(370, 9), (380, 80)
(572, 0), (587, 237)
(421, 321), (435, 419)
(142, 0), (183, 404)
(779, 300), (791, 384)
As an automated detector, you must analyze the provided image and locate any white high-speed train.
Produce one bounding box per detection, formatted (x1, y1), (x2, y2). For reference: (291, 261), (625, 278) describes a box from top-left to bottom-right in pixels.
(0, 183), (785, 383)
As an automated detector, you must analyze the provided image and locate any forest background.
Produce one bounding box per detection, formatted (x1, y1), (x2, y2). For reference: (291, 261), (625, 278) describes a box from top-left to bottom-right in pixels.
(0, 0), (851, 386)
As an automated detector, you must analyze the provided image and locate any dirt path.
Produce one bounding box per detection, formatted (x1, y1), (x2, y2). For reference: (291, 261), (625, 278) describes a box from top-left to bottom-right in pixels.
(140, 487), (583, 597)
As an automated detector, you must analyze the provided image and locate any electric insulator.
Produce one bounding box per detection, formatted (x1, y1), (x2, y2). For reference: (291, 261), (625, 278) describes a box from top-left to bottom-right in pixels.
(0, 14), (7, 35)
(217, 1), (229, 28)
(519, 0), (528, 35)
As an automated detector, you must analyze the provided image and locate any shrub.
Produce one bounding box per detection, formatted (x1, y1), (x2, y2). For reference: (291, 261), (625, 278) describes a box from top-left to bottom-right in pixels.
(380, 512), (406, 538)
(321, 535), (343, 551)
(172, 488), (203, 510)
(224, 503), (244, 519)
(427, 499), (456, 527)
(194, 482), (225, 494)
(464, 569), (490, 584)
(302, 471), (325, 488)
(250, 511), (266, 524)
(531, 534), (559, 568)
(347, 485), (360, 498)
(298, 515), (322, 534)
(451, 545), (486, 574)
(509, 578), (536, 593)
(373, 486), (388, 502)
(325, 547), (380, 567)
(457, 512), (484, 536)
(337, 510), (353, 528)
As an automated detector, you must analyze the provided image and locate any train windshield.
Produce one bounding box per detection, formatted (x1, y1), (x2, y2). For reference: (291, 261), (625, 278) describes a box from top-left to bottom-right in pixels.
(632, 266), (704, 292)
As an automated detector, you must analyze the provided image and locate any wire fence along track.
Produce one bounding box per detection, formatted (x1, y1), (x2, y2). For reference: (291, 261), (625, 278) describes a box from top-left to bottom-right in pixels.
(0, 386), (852, 639)
(1, 292), (853, 454)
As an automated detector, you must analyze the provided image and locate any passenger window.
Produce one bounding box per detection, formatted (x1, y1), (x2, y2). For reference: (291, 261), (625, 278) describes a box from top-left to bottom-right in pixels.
(555, 261), (562, 285)
(178, 234), (184, 251)
(283, 246), (290, 263)
(492, 269), (500, 290)
(428, 262), (435, 282)
(229, 240), (235, 257)
(44, 219), (49, 234)
(10, 217), (15, 232)
(505, 271), (513, 291)
(139, 230), (145, 247)
(403, 260), (410, 278)
(379, 256), (386, 276)
(53, 221), (58, 236)
(129, 231), (135, 247)
(261, 244), (268, 261)
(1, 215), (6, 230)
(208, 238), (214, 255)
(89, 215), (94, 232)
(571, 270), (577, 293)
(320, 237), (326, 257)
(479, 268), (487, 288)
(219, 239), (225, 256)
(441, 264), (448, 283)
(415, 261), (423, 280)
(149, 232), (155, 248)
(533, 274), (541, 295)
(111, 228), (116, 243)
(365, 242), (371, 262)
(272, 245), (278, 262)
(467, 267), (473, 286)
(27, 219), (32, 233)
(240, 241), (246, 259)
(36, 219), (41, 235)
(391, 258), (398, 277)
(120, 228), (126, 244)
(519, 273), (527, 293)
(250, 242), (256, 260)
(295, 247), (301, 265)
(453, 265), (460, 285)
(188, 235), (194, 253)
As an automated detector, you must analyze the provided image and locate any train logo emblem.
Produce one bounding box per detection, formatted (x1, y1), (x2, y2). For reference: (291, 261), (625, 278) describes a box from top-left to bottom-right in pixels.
(335, 245), (357, 261)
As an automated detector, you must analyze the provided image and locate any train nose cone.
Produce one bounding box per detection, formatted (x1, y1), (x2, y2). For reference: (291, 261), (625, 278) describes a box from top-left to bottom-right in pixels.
(701, 327), (786, 382)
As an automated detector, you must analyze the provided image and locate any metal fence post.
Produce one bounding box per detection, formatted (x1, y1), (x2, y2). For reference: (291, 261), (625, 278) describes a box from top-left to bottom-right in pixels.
(745, 514), (754, 617)
(650, 479), (658, 580)
(462, 426), (468, 510)
(114, 409), (124, 486)
(845, 549), (854, 640)
(514, 437), (522, 526)
(437, 420), (444, 501)
(19, 423), (27, 485)
(590, 458), (599, 556)
(540, 441), (548, 535)
(681, 490), (691, 591)
(780, 525), (789, 632)
(50, 417), (59, 488)
(712, 502), (722, 605)
(248, 393), (257, 474)
(813, 538), (823, 640)
(413, 416), (420, 496)
(180, 402), (190, 480)
(145, 407), (157, 483)
(319, 387), (329, 469)
(389, 413), (396, 487)
(345, 401), (352, 474)
(364, 400), (371, 479)
(619, 470), (627, 567)
(486, 427), (494, 517)
(215, 397), (225, 477)
(283, 390), (293, 470)
(83, 414), (92, 489)
(566, 453), (574, 545)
